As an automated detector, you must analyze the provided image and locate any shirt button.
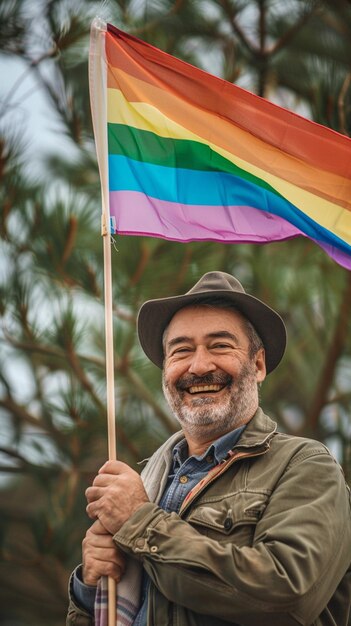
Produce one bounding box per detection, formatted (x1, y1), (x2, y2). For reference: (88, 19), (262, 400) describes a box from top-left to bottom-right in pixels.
(206, 455), (213, 463)
(150, 546), (158, 553)
(135, 538), (145, 549)
(179, 475), (188, 484)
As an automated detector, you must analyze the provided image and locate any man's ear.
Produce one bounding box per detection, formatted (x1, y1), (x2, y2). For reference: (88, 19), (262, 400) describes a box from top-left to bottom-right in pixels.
(255, 348), (266, 383)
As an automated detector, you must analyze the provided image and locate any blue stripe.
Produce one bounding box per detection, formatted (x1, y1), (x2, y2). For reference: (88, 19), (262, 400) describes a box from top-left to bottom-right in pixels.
(108, 155), (351, 254)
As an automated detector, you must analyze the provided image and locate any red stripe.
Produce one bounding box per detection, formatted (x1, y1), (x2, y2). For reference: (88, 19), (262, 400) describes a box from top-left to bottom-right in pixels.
(106, 24), (351, 179)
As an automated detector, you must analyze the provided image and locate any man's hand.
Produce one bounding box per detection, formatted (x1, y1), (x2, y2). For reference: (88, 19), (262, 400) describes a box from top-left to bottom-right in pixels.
(82, 520), (126, 586)
(85, 460), (149, 535)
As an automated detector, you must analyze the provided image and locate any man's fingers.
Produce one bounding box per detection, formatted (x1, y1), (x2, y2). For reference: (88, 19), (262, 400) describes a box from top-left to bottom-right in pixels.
(89, 519), (110, 535)
(85, 530), (116, 548)
(86, 501), (98, 520)
(83, 564), (122, 585)
(85, 485), (104, 503)
(84, 460), (148, 534)
(85, 488), (114, 520)
(98, 460), (132, 475)
(82, 556), (124, 585)
(83, 545), (125, 568)
(92, 473), (118, 487)
(82, 524), (127, 586)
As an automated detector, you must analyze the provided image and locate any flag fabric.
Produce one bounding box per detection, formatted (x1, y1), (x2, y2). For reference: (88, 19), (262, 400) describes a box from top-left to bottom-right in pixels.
(89, 19), (351, 270)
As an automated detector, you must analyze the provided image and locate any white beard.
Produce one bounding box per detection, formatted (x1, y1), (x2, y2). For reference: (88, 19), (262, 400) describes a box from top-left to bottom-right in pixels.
(162, 361), (259, 440)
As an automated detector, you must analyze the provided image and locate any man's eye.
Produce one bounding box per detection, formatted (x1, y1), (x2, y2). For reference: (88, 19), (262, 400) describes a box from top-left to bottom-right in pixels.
(211, 343), (232, 350)
(172, 347), (192, 355)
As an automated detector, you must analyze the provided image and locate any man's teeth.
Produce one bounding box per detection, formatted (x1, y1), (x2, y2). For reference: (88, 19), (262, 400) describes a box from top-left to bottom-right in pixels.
(188, 384), (224, 394)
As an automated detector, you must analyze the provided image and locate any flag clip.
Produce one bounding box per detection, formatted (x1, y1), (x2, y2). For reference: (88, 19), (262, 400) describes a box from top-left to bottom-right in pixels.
(110, 216), (117, 235)
(101, 214), (117, 236)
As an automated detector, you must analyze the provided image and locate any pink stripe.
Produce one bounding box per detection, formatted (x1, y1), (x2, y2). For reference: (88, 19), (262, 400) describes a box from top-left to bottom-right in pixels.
(110, 191), (351, 270)
(318, 242), (351, 270)
(109, 190), (301, 244)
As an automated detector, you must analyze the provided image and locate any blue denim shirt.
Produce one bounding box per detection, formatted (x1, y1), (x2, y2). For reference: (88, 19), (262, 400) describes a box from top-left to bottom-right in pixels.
(73, 425), (245, 623)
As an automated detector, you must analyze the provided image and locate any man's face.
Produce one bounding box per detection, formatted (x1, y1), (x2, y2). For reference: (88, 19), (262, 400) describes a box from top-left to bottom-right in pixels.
(162, 305), (266, 440)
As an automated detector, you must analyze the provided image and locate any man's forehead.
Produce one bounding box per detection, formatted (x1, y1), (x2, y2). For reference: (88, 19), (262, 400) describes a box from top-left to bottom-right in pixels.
(166, 304), (247, 336)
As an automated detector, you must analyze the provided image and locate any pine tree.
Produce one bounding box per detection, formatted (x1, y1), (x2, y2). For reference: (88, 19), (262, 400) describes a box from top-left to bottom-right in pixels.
(0, 1), (350, 623)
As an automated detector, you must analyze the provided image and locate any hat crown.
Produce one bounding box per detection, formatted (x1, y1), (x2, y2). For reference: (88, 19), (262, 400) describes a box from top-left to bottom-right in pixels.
(188, 271), (245, 296)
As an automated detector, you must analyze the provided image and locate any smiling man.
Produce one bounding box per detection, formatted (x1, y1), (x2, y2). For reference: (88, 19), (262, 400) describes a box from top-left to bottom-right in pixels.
(67, 271), (351, 626)
(162, 305), (266, 454)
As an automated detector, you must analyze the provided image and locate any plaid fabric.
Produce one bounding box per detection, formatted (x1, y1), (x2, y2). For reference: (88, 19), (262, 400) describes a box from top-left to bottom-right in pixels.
(94, 559), (142, 626)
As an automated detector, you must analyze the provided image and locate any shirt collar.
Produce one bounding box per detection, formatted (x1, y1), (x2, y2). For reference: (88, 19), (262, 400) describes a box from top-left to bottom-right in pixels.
(173, 424), (246, 467)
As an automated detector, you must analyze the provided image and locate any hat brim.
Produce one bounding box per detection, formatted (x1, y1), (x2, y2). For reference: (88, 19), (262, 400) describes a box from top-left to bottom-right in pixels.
(137, 290), (286, 374)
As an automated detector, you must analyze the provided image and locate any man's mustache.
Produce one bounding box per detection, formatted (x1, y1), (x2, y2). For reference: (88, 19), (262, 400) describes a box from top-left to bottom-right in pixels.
(176, 373), (232, 391)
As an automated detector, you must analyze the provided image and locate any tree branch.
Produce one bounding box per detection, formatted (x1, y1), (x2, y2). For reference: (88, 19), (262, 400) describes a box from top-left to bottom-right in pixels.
(308, 272), (351, 432)
(338, 72), (351, 136)
(131, 0), (185, 36)
(124, 367), (177, 434)
(269, 2), (320, 56)
(2, 330), (175, 434)
(217, 0), (256, 56)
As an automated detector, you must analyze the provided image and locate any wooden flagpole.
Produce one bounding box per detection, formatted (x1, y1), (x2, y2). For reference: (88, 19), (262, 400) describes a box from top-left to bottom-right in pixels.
(102, 213), (117, 626)
(89, 18), (117, 626)
(101, 212), (117, 626)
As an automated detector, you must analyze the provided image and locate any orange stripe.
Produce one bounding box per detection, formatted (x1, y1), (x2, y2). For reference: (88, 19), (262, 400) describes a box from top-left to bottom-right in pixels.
(107, 65), (351, 211)
(105, 27), (351, 181)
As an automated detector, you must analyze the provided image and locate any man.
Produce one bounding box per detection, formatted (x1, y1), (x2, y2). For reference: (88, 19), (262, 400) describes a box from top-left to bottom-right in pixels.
(67, 271), (351, 626)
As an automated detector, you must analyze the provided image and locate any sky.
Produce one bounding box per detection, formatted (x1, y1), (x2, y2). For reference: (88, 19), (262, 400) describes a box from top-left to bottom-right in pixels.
(0, 55), (73, 177)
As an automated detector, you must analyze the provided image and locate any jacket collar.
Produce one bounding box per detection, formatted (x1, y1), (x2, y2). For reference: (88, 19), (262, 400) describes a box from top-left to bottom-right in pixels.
(141, 408), (276, 502)
(233, 407), (277, 451)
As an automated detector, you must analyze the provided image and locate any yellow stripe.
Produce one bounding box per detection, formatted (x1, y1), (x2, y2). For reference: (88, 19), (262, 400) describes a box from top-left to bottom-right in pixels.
(107, 88), (351, 245)
(108, 68), (351, 205)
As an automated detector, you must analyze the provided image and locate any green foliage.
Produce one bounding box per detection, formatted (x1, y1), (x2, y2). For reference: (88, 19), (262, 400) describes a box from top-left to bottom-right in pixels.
(0, 0), (350, 624)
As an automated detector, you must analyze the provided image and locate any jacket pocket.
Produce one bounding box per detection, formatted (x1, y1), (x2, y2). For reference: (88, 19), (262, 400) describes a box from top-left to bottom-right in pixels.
(185, 489), (270, 546)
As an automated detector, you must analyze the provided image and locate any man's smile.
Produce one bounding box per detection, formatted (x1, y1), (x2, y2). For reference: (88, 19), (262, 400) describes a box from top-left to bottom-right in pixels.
(187, 383), (227, 394)
(176, 373), (233, 397)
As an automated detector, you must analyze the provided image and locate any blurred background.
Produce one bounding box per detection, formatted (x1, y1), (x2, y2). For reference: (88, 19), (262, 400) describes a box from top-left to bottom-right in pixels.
(1, 0), (350, 624)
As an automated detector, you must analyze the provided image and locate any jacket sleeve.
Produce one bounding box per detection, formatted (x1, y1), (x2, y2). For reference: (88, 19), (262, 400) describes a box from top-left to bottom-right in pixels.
(66, 568), (95, 626)
(113, 445), (351, 625)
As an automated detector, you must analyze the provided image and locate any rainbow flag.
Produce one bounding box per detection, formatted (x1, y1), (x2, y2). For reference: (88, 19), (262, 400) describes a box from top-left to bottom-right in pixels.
(89, 19), (351, 270)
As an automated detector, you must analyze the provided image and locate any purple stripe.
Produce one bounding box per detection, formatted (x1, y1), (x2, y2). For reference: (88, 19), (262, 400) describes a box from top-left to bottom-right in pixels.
(109, 190), (301, 243)
(110, 191), (351, 270)
(318, 242), (351, 270)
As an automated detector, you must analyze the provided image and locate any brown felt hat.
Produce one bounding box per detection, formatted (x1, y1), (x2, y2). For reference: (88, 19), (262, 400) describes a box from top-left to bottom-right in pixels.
(137, 271), (286, 374)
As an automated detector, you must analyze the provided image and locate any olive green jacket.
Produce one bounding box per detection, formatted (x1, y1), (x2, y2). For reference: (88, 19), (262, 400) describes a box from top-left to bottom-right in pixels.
(67, 409), (351, 626)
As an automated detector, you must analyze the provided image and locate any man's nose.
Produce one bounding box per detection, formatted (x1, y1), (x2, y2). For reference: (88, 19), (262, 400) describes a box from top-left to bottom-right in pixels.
(188, 346), (216, 376)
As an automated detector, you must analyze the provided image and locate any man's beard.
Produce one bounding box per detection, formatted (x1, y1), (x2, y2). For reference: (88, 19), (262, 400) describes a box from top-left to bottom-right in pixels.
(162, 360), (259, 440)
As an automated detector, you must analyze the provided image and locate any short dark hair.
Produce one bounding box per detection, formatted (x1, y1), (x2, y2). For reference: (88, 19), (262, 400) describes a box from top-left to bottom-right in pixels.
(241, 316), (264, 359)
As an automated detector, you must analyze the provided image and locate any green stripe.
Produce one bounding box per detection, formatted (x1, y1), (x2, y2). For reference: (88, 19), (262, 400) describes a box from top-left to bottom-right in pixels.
(108, 123), (283, 199)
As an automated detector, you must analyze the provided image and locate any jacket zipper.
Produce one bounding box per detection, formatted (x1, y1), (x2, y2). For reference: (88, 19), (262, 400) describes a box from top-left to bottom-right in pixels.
(179, 446), (269, 517)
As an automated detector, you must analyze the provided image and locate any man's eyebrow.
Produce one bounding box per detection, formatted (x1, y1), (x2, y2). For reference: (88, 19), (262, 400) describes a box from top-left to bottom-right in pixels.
(206, 331), (240, 345)
(166, 331), (240, 351)
(166, 336), (193, 350)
